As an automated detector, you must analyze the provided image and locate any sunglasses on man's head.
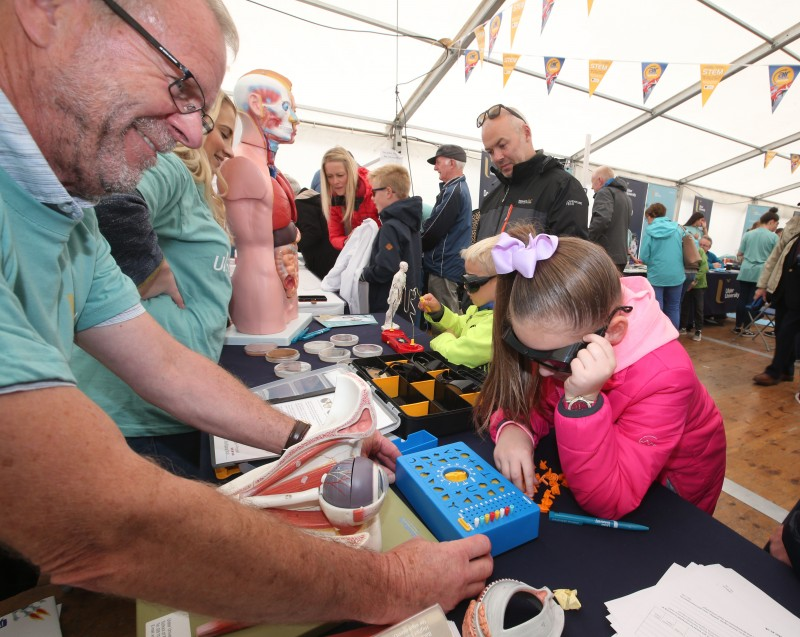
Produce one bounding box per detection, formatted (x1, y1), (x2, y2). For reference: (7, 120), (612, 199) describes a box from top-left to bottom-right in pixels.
(476, 104), (527, 128)
(462, 273), (496, 294)
(503, 305), (633, 373)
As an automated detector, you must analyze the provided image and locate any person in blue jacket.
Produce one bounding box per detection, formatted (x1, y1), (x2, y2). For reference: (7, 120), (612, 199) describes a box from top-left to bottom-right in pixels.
(422, 144), (472, 313)
(639, 203), (685, 328)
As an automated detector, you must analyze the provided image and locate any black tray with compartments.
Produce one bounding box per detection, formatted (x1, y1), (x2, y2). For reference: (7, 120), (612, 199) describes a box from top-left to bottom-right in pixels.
(349, 351), (485, 438)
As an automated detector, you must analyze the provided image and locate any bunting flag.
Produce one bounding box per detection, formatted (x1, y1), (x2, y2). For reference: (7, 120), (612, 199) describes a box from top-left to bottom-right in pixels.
(503, 53), (522, 87)
(542, 0), (555, 34)
(588, 0), (594, 15)
(642, 62), (667, 104)
(473, 26), (485, 66)
(545, 56), (565, 94)
(700, 64), (729, 106)
(488, 13), (502, 58)
(510, 1), (527, 48)
(764, 150), (777, 168)
(464, 50), (480, 82)
(792, 154), (800, 174)
(588, 59), (612, 96)
(769, 64), (800, 113)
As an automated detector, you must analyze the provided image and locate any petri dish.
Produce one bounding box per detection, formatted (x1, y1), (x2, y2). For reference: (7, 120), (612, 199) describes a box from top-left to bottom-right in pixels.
(274, 361), (312, 378)
(352, 344), (384, 358)
(319, 347), (351, 363)
(265, 348), (301, 364)
(304, 340), (333, 354)
(330, 333), (359, 348)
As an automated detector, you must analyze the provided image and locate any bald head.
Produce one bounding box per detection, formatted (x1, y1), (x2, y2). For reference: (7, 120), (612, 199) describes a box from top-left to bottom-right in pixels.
(0, 0), (234, 199)
(480, 109), (535, 178)
(591, 166), (615, 193)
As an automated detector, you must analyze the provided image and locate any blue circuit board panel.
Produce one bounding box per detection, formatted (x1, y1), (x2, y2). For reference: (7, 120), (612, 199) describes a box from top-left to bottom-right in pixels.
(395, 442), (539, 556)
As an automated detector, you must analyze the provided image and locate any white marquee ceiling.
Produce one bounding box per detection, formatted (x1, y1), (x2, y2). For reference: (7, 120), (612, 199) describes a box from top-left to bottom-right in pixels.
(222, 0), (800, 206)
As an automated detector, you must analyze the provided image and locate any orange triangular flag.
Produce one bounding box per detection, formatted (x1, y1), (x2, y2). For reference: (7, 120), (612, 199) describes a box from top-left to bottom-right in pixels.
(503, 53), (522, 87)
(588, 60), (612, 96)
(700, 64), (729, 106)
(473, 26), (485, 66)
(792, 154), (800, 174)
(588, 0), (594, 15)
(764, 151), (777, 168)
(510, 1), (527, 48)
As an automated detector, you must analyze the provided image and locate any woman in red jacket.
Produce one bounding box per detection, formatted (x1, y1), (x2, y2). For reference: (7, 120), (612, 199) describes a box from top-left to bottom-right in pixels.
(320, 146), (380, 249)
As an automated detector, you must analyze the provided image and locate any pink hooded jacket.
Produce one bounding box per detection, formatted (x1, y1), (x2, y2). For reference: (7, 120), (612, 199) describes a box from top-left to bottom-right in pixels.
(490, 276), (726, 519)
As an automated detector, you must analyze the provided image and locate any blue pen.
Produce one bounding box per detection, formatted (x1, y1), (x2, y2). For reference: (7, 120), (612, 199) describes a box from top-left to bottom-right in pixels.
(548, 510), (649, 531)
(297, 326), (331, 342)
(290, 327), (310, 344)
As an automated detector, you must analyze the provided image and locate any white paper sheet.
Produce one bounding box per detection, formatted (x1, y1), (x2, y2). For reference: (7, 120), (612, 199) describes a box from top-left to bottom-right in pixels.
(606, 563), (800, 637)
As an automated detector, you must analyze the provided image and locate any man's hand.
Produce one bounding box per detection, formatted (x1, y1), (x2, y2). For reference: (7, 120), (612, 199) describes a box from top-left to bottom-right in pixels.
(754, 288), (768, 302)
(377, 535), (493, 623)
(138, 259), (185, 308)
(769, 524), (791, 566)
(493, 425), (537, 497)
(361, 432), (400, 481)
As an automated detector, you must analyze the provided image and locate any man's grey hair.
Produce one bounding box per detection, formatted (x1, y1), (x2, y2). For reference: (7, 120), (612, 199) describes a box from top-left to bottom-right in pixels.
(452, 159), (466, 171)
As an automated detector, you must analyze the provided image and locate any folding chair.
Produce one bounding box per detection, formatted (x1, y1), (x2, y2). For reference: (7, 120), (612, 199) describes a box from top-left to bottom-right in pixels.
(740, 298), (776, 351)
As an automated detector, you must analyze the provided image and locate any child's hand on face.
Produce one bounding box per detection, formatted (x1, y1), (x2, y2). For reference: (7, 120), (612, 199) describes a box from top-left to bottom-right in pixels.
(564, 333), (616, 402)
(493, 425), (538, 497)
(418, 294), (441, 315)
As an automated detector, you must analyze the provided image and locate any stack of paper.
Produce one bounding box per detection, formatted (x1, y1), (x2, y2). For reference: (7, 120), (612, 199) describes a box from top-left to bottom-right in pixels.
(605, 562), (800, 636)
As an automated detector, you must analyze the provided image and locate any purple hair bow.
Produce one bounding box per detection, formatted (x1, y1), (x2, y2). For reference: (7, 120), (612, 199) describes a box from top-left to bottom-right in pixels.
(491, 232), (559, 278)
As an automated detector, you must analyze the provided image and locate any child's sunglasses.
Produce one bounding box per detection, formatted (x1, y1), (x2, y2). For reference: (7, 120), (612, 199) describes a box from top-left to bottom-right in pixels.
(462, 273), (496, 294)
(503, 305), (633, 373)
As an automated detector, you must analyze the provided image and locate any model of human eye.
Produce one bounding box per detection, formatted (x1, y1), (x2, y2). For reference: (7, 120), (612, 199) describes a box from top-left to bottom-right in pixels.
(320, 456), (388, 528)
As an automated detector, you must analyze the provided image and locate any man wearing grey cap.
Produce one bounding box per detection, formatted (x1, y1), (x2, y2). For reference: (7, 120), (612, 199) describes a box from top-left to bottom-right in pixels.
(421, 144), (473, 313)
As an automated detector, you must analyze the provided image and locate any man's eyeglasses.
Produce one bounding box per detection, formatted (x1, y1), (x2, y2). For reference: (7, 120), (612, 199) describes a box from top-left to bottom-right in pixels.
(99, 0), (214, 134)
(476, 104), (527, 128)
(503, 305), (633, 373)
(462, 273), (496, 294)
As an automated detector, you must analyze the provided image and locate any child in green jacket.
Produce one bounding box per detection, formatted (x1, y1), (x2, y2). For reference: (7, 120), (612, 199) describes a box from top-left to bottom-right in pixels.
(418, 236), (498, 368)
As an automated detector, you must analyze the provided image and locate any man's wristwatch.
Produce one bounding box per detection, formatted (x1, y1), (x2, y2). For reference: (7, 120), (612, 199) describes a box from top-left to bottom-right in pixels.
(283, 419), (312, 453)
(563, 395), (597, 411)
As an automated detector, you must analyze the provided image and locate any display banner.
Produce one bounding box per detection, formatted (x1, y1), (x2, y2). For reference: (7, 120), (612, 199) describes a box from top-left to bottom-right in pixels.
(473, 26), (485, 66)
(692, 196), (714, 229)
(545, 57), (565, 94)
(464, 50), (479, 82)
(700, 64), (729, 105)
(503, 53), (521, 87)
(764, 150), (777, 168)
(510, 1), (527, 48)
(479, 151), (501, 206)
(625, 178), (649, 259)
(588, 60), (612, 96)
(769, 64), (799, 113)
(541, 0), (555, 34)
(743, 204), (770, 239)
(488, 13), (502, 58)
(642, 62), (667, 104)
(644, 184), (678, 220)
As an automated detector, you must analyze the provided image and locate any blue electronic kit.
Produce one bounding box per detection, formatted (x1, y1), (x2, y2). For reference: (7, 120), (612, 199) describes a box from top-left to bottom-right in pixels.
(395, 442), (540, 556)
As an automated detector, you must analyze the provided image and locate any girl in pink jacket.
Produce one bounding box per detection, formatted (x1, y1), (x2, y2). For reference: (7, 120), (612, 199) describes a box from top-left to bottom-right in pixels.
(474, 226), (726, 520)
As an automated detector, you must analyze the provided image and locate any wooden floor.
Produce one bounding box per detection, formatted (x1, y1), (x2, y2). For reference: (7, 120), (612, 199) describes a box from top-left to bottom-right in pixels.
(7, 319), (799, 635)
(686, 319), (799, 545)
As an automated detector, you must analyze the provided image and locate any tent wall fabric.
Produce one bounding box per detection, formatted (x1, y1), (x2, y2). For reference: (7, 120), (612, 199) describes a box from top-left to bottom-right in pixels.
(221, 0), (800, 255)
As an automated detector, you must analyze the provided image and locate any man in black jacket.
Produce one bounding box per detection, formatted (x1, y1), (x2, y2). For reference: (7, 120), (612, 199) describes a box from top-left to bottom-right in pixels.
(589, 165), (632, 272)
(476, 104), (588, 241)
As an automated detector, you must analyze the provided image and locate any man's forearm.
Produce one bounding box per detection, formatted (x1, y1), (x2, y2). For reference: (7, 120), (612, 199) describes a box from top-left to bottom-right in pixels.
(76, 315), (295, 452)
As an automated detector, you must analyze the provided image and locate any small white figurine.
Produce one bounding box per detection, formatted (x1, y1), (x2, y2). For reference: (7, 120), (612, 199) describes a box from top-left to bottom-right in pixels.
(382, 261), (408, 330)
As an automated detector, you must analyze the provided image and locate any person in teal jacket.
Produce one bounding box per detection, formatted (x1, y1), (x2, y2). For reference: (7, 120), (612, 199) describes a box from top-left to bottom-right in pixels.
(418, 236), (499, 368)
(639, 203), (685, 329)
(71, 93), (236, 480)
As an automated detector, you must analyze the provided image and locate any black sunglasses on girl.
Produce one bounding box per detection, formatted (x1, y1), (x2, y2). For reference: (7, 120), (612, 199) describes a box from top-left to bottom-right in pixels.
(462, 274), (496, 294)
(503, 306), (633, 373)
